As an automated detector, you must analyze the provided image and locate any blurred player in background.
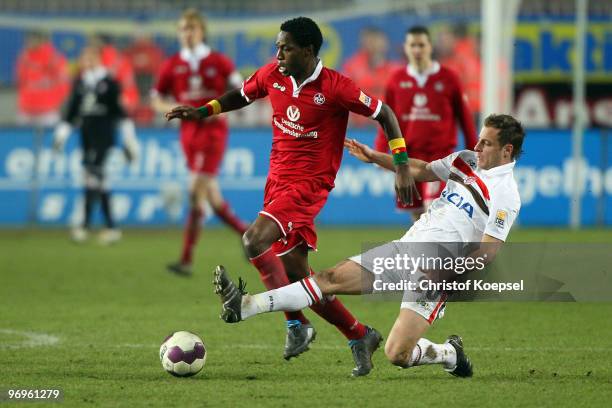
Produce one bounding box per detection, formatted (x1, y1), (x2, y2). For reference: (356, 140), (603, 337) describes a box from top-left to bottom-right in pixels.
(94, 33), (140, 115)
(342, 27), (400, 127)
(214, 113), (525, 378)
(374, 25), (478, 222)
(166, 17), (418, 376)
(437, 23), (482, 121)
(15, 30), (70, 127)
(53, 44), (140, 244)
(151, 9), (249, 276)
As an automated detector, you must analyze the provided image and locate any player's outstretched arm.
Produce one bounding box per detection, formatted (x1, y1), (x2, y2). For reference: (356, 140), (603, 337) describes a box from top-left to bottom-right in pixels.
(344, 138), (440, 182)
(373, 103), (420, 205)
(165, 88), (249, 121)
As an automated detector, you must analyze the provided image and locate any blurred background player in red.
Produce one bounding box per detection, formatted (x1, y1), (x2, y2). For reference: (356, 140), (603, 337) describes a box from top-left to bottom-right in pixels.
(374, 25), (478, 222)
(342, 26), (400, 127)
(151, 9), (248, 276)
(123, 27), (166, 125)
(15, 30), (70, 127)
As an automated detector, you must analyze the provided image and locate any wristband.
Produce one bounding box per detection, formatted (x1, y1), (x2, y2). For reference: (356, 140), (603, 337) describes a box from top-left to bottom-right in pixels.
(388, 138), (409, 165)
(197, 99), (222, 117)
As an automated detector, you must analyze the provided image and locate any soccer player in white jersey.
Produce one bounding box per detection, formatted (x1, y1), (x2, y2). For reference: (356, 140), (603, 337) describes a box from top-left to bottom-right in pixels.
(214, 113), (525, 377)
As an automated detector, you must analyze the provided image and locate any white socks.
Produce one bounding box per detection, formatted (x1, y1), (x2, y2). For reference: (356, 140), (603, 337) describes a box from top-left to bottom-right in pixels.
(240, 277), (323, 320)
(408, 338), (457, 369)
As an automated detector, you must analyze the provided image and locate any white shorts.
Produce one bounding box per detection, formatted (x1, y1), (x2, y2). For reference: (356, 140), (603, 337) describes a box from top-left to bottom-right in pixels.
(349, 241), (448, 324)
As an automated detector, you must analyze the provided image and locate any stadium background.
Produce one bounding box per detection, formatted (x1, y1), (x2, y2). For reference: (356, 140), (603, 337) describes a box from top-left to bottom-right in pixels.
(0, 0), (611, 228)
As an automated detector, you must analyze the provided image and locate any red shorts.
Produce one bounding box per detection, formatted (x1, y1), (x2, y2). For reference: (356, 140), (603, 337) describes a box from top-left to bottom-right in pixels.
(259, 178), (329, 255)
(397, 150), (450, 210)
(180, 119), (228, 175)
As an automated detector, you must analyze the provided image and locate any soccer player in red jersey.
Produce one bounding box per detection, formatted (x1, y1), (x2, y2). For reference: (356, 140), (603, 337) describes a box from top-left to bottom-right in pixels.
(374, 26), (478, 222)
(167, 17), (418, 376)
(152, 9), (248, 276)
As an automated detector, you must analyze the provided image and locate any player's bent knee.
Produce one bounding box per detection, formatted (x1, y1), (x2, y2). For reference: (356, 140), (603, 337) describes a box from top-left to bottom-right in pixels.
(384, 342), (412, 367)
(384, 337), (417, 367)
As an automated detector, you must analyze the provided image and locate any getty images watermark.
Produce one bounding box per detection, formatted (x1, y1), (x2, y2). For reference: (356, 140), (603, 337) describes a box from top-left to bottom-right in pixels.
(353, 241), (612, 302)
(370, 252), (524, 294)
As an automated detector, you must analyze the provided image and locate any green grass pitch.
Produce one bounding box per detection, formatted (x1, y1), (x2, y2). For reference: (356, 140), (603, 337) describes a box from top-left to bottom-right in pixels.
(1, 227), (611, 407)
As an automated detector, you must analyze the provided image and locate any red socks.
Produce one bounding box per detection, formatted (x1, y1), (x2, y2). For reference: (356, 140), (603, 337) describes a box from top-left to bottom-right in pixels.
(310, 296), (368, 340)
(250, 248), (310, 324)
(215, 202), (248, 235)
(250, 250), (367, 338)
(180, 207), (203, 265)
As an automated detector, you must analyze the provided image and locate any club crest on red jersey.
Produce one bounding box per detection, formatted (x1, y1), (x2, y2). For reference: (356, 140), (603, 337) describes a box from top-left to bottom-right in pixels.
(313, 93), (325, 105)
(414, 93), (428, 107)
(286, 105), (300, 121)
(434, 81), (444, 92)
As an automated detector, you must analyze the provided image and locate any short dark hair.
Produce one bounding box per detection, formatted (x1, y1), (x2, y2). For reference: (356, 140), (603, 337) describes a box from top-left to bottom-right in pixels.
(484, 114), (526, 160)
(280, 17), (323, 56)
(407, 25), (431, 40)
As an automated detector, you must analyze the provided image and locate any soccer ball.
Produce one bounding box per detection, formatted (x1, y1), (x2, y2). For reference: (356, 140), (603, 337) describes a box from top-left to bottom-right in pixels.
(159, 331), (206, 377)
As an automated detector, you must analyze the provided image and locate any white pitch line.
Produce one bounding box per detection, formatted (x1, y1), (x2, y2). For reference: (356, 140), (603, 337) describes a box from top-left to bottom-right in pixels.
(0, 329), (60, 349)
(2, 335), (608, 353)
(111, 343), (612, 353)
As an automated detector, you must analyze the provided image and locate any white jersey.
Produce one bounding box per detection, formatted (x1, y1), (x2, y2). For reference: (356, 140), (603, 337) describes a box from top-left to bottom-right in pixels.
(400, 150), (521, 243)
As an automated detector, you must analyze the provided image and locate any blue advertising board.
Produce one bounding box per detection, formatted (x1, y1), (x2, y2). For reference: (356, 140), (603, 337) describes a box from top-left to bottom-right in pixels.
(0, 127), (610, 227)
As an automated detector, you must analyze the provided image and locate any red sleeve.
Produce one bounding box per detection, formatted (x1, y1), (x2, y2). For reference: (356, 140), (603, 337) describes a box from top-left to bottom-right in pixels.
(154, 58), (174, 96)
(334, 73), (381, 118)
(241, 63), (274, 102)
(449, 70), (478, 150)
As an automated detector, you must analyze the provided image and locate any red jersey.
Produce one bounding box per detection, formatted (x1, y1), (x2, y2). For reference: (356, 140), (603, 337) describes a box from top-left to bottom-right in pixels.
(374, 62), (477, 156)
(241, 61), (381, 190)
(16, 41), (70, 115)
(154, 45), (236, 107)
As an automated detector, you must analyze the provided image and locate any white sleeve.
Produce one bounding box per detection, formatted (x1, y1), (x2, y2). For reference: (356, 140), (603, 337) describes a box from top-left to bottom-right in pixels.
(429, 151), (461, 182)
(484, 191), (520, 242)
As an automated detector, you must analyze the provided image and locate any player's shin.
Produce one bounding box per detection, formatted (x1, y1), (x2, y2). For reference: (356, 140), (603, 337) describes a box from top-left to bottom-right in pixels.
(214, 202), (248, 235)
(249, 247), (291, 289)
(310, 296), (368, 340)
(83, 188), (96, 228)
(241, 277), (323, 320)
(100, 189), (115, 229)
(180, 206), (203, 265)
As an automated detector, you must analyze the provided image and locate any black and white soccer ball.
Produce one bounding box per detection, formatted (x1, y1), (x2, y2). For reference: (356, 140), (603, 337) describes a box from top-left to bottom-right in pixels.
(159, 331), (206, 377)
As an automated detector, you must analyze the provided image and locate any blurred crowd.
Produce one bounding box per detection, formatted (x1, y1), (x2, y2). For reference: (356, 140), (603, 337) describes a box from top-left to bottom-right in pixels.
(15, 29), (165, 127)
(342, 23), (481, 127)
(14, 22), (482, 128)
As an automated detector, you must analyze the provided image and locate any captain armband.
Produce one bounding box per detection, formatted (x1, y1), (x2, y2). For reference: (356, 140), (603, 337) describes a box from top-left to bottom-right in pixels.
(389, 138), (409, 165)
(196, 99), (222, 117)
